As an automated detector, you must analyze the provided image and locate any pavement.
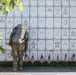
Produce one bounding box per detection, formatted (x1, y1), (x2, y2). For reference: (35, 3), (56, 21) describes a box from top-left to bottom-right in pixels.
(0, 67), (76, 75)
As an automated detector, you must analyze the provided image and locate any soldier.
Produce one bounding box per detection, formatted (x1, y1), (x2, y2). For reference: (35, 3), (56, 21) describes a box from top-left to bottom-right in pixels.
(9, 24), (28, 71)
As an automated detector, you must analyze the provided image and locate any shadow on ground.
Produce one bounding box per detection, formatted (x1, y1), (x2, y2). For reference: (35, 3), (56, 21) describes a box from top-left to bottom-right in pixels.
(0, 67), (76, 72)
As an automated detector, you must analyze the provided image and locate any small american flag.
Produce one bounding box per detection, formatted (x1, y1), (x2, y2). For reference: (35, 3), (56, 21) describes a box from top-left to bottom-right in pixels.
(71, 54), (75, 61)
(47, 55), (51, 64)
(24, 53), (30, 62)
(56, 55), (59, 62)
(40, 55), (45, 64)
(64, 54), (67, 61)
(30, 55), (34, 63)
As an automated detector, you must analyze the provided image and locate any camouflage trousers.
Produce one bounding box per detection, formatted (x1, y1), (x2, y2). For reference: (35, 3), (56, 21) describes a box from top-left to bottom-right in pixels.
(11, 43), (25, 70)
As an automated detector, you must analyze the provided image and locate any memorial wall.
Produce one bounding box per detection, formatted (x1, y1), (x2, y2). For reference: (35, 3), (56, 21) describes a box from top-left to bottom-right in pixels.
(0, 0), (76, 61)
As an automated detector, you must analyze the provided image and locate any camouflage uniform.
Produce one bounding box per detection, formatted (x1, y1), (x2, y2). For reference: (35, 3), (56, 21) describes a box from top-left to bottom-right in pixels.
(9, 24), (28, 71)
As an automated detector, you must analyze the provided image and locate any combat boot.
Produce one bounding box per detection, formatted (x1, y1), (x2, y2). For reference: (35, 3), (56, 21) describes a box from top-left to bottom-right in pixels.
(12, 68), (17, 71)
(19, 67), (23, 71)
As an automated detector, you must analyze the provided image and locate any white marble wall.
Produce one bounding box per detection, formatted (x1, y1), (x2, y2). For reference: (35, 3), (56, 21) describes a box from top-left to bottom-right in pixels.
(0, 0), (76, 61)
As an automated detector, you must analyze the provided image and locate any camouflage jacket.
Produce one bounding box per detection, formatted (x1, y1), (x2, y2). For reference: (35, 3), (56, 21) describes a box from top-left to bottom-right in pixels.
(9, 25), (29, 52)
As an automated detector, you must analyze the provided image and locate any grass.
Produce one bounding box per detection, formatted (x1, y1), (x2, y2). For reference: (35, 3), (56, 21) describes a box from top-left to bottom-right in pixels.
(0, 61), (76, 67)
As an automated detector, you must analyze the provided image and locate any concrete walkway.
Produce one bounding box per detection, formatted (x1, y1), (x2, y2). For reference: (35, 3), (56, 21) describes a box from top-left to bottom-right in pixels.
(0, 67), (76, 75)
